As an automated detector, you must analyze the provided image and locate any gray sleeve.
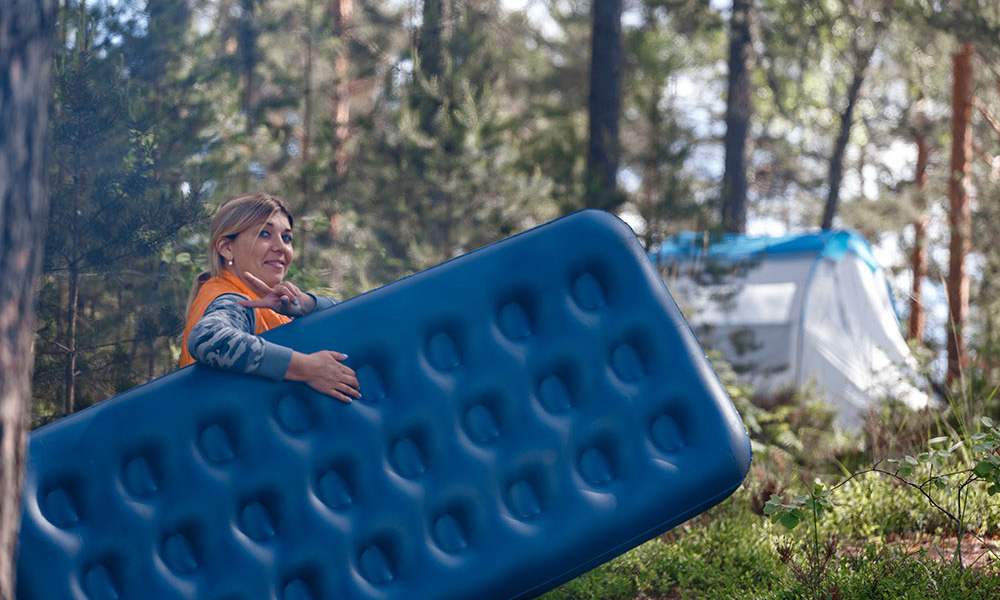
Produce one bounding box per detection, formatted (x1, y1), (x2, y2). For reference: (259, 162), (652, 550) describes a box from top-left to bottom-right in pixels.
(305, 294), (338, 314)
(187, 294), (293, 381)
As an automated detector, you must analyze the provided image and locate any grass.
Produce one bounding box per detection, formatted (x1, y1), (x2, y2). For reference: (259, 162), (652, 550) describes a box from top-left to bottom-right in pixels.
(542, 486), (1000, 599)
(539, 495), (791, 600)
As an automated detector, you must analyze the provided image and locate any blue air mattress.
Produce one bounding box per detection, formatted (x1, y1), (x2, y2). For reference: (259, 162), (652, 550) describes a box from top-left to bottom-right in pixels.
(18, 210), (751, 600)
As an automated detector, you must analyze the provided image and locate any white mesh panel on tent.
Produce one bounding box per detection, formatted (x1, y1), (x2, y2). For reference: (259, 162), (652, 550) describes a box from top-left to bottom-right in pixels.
(655, 230), (930, 428)
(800, 254), (927, 427)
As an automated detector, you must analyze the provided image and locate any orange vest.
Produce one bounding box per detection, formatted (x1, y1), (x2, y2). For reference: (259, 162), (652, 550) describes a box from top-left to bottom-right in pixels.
(180, 270), (291, 367)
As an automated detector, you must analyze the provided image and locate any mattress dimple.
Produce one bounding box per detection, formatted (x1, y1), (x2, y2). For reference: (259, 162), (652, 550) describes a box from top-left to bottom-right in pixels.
(19, 210), (751, 600)
(41, 482), (81, 529)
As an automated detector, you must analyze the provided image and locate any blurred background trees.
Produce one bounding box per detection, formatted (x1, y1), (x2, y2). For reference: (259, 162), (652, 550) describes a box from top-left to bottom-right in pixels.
(31, 0), (1000, 422)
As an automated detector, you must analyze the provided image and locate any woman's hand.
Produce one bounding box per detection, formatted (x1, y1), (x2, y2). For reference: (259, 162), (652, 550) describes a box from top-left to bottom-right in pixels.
(286, 350), (360, 403)
(238, 271), (316, 317)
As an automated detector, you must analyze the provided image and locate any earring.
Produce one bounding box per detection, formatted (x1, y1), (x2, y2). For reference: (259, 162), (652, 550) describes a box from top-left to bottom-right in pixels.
(227, 259), (233, 266)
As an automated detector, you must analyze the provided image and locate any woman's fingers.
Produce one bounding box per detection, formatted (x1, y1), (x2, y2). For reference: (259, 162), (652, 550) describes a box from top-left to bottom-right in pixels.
(328, 389), (353, 404)
(237, 272), (280, 309)
(325, 379), (359, 403)
(238, 274), (310, 315)
(314, 351), (360, 401)
(237, 296), (273, 309)
(242, 271), (274, 296)
(288, 350), (360, 402)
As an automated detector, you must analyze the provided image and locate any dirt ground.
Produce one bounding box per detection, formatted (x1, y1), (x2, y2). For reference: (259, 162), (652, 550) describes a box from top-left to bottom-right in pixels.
(639, 534), (999, 600)
(847, 533), (1000, 569)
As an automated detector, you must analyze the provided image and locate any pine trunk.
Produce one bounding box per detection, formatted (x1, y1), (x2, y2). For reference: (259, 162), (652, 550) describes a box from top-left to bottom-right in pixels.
(0, 0), (56, 594)
(821, 50), (871, 230)
(64, 263), (79, 415)
(298, 0), (316, 272)
(642, 81), (664, 251)
(330, 0), (353, 178)
(721, 0), (754, 233)
(65, 125), (83, 415)
(909, 128), (930, 343)
(417, 0), (444, 136)
(238, 0), (261, 133)
(947, 43), (974, 385)
(584, 0), (624, 212)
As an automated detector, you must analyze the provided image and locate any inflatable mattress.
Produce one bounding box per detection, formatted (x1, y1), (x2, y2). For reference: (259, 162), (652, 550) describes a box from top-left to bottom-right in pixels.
(18, 210), (751, 600)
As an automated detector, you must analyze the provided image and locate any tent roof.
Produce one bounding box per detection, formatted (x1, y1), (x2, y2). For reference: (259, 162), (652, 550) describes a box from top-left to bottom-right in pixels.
(652, 230), (881, 272)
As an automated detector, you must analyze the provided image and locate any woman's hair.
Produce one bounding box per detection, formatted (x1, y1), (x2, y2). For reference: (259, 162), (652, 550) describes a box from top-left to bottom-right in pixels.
(185, 193), (294, 315)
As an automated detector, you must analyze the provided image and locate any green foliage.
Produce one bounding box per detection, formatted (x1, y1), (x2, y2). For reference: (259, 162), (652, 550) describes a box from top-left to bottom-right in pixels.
(764, 484), (834, 531)
(339, 3), (562, 291)
(763, 413), (1000, 581)
(545, 485), (1000, 599)
(541, 497), (791, 600)
(830, 544), (1000, 600)
(621, 4), (711, 248)
(33, 0), (206, 420)
(969, 417), (1000, 494)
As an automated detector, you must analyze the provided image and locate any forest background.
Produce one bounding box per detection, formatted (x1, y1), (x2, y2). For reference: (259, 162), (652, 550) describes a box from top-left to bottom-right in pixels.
(29, 0), (1000, 424)
(4, 0), (1000, 597)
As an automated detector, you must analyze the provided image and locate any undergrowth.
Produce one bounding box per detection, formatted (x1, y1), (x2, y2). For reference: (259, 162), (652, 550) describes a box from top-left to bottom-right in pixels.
(542, 360), (1000, 599)
(543, 485), (1000, 600)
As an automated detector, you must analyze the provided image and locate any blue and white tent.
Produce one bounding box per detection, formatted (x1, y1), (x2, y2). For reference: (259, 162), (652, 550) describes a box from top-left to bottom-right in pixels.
(653, 230), (930, 427)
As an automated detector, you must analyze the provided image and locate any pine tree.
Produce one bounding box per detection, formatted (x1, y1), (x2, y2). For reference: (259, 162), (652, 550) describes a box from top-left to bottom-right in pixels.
(720, 0), (754, 233)
(340, 1), (559, 290)
(946, 42), (974, 385)
(623, 0), (719, 247)
(36, 0), (202, 418)
(820, 0), (894, 230)
(584, 0), (626, 212)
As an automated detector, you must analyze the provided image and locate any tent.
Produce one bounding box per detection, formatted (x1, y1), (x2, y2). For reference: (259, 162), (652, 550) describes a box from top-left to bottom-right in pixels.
(652, 230), (930, 428)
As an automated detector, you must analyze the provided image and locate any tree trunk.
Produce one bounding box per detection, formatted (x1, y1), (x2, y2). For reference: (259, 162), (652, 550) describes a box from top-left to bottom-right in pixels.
(146, 260), (167, 379)
(237, 0), (261, 133)
(641, 79), (664, 251)
(0, 0), (56, 594)
(947, 43), (974, 386)
(296, 0), (316, 273)
(416, 0), (444, 136)
(721, 0), (754, 233)
(909, 124), (930, 343)
(329, 0), (353, 179)
(65, 119), (83, 415)
(584, 0), (624, 212)
(65, 262), (79, 415)
(820, 49), (872, 230)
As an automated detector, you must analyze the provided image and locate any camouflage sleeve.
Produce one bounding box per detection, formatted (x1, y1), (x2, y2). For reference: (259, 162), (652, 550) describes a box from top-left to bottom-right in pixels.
(308, 294), (337, 313)
(186, 294), (293, 381)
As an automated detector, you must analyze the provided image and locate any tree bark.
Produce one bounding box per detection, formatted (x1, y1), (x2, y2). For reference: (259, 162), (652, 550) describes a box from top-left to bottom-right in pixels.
(297, 0), (316, 272)
(721, 0), (754, 233)
(820, 50), (871, 230)
(237, 0), (261, 133)
(820, 1), (893, 230)
(416, 0), (445, 136)
(909, 123), (930, 343)
(584, 0), (624, 212)
(0, 0), (56, 595)
(329, 0), (353, 179)
(64, 261), (79, 415)
(641, 78), (664, 251)
(947, 43), (974, 385)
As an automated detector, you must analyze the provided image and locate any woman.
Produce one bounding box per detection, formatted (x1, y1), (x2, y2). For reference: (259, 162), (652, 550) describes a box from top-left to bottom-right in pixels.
(181, 193), (359, 403)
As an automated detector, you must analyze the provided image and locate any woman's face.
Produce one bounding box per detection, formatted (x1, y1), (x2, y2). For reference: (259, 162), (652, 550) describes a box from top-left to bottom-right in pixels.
(220, 211), (294, 290)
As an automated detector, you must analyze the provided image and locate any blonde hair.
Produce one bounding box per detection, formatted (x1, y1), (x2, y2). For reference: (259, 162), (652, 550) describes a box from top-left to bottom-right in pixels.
(186, 193), (294, 314)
